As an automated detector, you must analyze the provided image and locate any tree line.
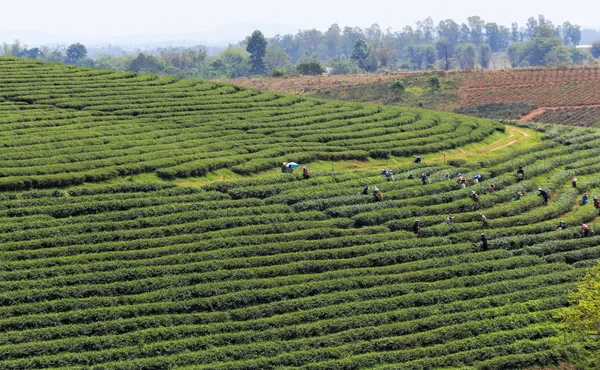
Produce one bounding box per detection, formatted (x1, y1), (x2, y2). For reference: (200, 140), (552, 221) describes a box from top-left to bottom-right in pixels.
(1, 14), (598, 79)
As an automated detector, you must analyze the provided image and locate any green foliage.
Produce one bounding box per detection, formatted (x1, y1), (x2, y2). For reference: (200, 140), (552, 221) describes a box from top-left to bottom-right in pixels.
(215, 45), (251, 78)
(506, 31), (581, 67)
(507, 41), (527, 67)
(128, 53), (164, 74)
(329, 57), (362, 75)
(351, 39), (375, 72)
(296, 62), (324, 75)
(479, 43), (492, 68)
(389, 79), (405, 98)
(2, 13), (591, 78)
(265, 46), (292, 75)
(64, 42), (87, 64)
(557, 263), (600, 368)
(428, 75), (441, 90)
(562, 22), (582, 46)
(455, 43), (477, 70)
(591, 41), (600, 58)
(270, 68), (286, 77)
(246, 30), (267, 75)
(558, 265), (600, 369)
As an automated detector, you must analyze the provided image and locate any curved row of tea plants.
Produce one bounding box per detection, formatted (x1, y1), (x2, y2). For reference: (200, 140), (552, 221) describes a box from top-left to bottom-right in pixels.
(0, 59), (597, 369)
(0, 57), (503, 190)
(1, 119), (600, 369)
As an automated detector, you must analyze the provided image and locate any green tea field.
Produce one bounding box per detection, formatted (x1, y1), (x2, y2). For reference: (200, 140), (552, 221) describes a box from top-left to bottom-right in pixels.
(0, 57), (598, 369)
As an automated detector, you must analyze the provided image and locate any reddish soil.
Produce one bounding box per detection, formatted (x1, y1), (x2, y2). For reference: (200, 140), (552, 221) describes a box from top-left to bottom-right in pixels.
(217, 72), (414, 94)
(220, 66), (600, 114)
(519, 104), (600, 122)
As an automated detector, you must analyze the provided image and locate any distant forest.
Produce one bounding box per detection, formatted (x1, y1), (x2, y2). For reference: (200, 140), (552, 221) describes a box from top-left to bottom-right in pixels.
(2, 14), (600, 79)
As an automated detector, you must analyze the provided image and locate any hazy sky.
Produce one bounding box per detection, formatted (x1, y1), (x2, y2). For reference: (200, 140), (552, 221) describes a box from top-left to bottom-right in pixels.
(4, 0), (598, 38)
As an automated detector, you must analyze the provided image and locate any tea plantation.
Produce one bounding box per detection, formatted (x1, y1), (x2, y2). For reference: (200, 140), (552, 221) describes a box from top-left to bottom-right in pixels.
(0, 57), (598, 369)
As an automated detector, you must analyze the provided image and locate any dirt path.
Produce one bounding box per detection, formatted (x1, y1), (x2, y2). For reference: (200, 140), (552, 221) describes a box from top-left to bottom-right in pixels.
(490, 140), (518, 152)
(520, 104), (600, 122)
(331, 126), (533, 171)
(487, 127), (530, 153)
(177, 126), (536, 187)
(519, 108), (547, 122)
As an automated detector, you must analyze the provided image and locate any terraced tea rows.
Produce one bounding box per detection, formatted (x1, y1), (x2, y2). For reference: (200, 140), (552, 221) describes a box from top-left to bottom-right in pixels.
(1, 119), (600, 369)
(0, 58), (598, 369)
(0, 57), (501, 191)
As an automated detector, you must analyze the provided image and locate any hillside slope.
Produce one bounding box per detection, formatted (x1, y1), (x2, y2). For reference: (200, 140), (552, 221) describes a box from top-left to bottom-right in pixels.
(0, 58), (598, 369)
(0, 57), (501, 190)
(221, 66), (600, 126)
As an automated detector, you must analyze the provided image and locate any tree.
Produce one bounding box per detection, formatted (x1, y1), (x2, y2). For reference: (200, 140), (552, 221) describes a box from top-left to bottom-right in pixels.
(65, 43), (87, 64)
(562, 22), (582, 46)
(511, 22), (522, 42)
(507, 42), (527, 67)
(218, 46), (251, 78)
(264, 46), (292, 74)
(40, 46), (64, 63)
(22, 47), (41, 60)
(479, 43), (492, 68)
(246, 30), (267, 75)
(436, 38), (455, 70)
(484, 23), (509, 52)
(528, 34), (562, 65)
(498, 26), (511, 50)
(2, 40), (23, 56)
(459, 23), (471, 43)
(407, 45), (435, 70)
(324, 24), (341, 58)
(455, 43), (477, 69)
(558, 262), (600, 368)
(534, 25), (558, 39)
(350, 39), (374, 71)
(329, 57), (362, 75)
(437, 19), (460, 47)
(158, 48), (207, 71)
(428, 75), (441, 90)
(416, 17), (435, 43)
(95, 55), (134, 72)
(271, 33), (302, 64)
(421, 44), (437, 66)
(525, 17), (539, 40)
(484, 22), (501, 52)
(295, 29), (325, 61)
(591, 41), (600, 58)
(129, 53), (164, 74)
(296, 62), (324, 75)
(374, 30), (396, 68)
(389, 80), (405, 100)
(544, 45), (573, 65)
(342, 26), (364, 58)
(570, 47), (589, 65)
(467, 16), (485, 46)
(364, 24), (383, 53)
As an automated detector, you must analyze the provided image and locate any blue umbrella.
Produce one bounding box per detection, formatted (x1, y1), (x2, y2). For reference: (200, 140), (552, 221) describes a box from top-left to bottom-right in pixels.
(288, 162), (299, 168)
